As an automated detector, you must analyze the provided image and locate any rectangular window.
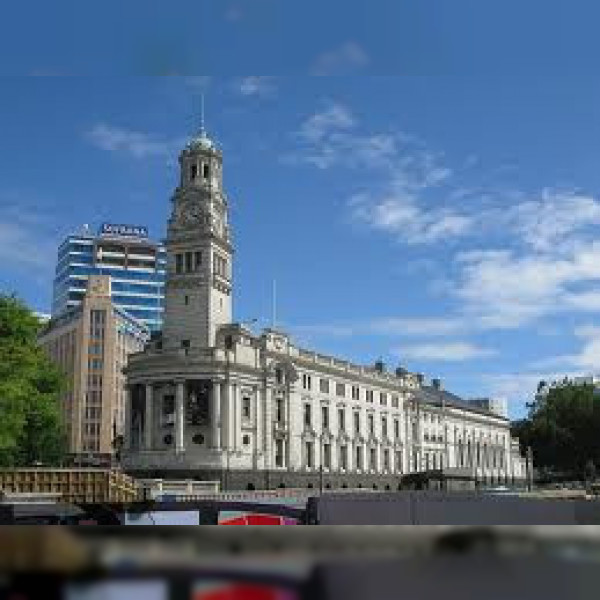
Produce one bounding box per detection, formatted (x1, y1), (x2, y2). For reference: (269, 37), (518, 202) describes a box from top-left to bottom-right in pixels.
(176, 254), (183, 274)
(384, 449), (390, 471)
(213, 254), (228, 278)
(242, 398), (251, 420)
(304, 404), (312, 428)
(356, 446), (363, 470)
(368, 414), (374, 436)
(163, 395), (175, 416)
(191, 164), (198, 180)
(370, 448), (377, 471)
(382, 417), (388, 438)
(302, 374), (312, 391)
(392, 395), (399, 408)
(354, 412), (360, 434)
(338, 408), (345, 432)
(185, 252), (193, 272)
(194, 251), (202, 271)
(276, 398), (284, 424)
(380, 392), (387, 406)
(323, 444), (331, 469)
(275, 439), (284, 468)
(321, 406), (329, 430)
(336, 382), (345, 397)
(366, 390), (373, 403)
(340, 446), (348, 470)
(203, 163), (210, 179)
(181, 340), (190, 350)
(320, 378), (329, 394)
(306, 442), (314, 469)
(275, 368), (284, 385)
(394, 419), (400, 440)
(352, 386), (360, 400)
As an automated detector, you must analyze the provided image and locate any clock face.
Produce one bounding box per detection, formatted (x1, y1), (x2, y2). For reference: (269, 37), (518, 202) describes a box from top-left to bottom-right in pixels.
(181, 203), (202, 224)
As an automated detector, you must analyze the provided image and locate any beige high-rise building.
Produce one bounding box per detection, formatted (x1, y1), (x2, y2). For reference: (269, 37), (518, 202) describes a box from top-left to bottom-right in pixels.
(39, 275), (149, 462)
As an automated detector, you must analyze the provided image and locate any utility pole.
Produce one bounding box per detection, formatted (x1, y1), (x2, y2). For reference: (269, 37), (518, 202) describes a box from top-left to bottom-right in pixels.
(526, 446), (534, 492)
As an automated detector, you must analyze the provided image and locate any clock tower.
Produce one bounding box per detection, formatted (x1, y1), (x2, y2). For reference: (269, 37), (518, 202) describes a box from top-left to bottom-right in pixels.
(162, 125), (233, 350)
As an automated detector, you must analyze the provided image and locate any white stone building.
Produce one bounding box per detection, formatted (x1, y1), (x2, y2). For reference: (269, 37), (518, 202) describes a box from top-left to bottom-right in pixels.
(123, 124), (526, 491)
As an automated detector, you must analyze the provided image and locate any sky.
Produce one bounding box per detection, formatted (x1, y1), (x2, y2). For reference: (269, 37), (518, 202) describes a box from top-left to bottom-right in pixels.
(3, 1), (600, 419)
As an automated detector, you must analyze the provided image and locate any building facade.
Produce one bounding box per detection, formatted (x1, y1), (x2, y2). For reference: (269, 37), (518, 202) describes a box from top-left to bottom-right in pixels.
(40, 275), (149, 461)
(123, 125), (526, 490)
(52, 224), (166, 332)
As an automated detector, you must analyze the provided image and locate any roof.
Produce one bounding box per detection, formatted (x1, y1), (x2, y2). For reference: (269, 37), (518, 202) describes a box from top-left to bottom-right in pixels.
(417, 386), (509, 421)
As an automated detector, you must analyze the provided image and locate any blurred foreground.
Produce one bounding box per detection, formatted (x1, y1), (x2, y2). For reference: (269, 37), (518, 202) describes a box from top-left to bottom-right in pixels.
(2, 527), (600, 599)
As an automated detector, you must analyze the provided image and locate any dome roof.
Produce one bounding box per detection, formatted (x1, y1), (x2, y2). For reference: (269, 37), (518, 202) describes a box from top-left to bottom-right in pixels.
(187, 130), (216, 152)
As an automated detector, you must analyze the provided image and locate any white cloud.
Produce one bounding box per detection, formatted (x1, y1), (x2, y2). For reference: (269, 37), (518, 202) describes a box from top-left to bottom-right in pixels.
(507, 189), (600, 252)
(298, 103), (356, 143)
(86, 124), (183, 159)
(290, 102), (600, 343)
(350, 192), (473, 244)
(311, 42), (369, 76)
(532, 324), (600, 372)
(394, 342), (496, 362)
(454, 242), (600, 329)
(238, 76), (276, 97)
(292, 102), (471, 244)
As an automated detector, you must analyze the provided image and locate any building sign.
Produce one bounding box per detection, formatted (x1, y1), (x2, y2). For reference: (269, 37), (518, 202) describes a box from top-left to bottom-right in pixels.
(100, 223), (149, 238)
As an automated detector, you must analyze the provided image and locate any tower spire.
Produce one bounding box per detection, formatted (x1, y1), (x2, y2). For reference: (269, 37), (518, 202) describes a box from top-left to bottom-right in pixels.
(200, 93), (205, 135)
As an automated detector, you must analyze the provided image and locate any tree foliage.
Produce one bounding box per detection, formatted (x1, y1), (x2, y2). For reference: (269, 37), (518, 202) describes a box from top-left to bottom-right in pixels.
(512, 382), (600, 478)
(0, 294), (66, 466)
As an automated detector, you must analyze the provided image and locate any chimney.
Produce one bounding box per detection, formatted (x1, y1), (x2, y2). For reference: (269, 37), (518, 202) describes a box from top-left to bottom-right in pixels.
(374, 360), (386, 373)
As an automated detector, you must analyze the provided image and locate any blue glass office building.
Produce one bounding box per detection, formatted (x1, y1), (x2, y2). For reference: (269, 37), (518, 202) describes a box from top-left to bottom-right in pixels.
(52, 224), (166, 332)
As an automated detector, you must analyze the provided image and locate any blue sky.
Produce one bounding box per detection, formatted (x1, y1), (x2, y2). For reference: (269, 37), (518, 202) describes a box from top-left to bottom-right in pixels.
(3, 2), (600, 418)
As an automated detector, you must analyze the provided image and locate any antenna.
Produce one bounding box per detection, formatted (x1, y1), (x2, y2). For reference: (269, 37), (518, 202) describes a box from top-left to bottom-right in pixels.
(200, 93), (206, 135)
(272, 279), (277, 329)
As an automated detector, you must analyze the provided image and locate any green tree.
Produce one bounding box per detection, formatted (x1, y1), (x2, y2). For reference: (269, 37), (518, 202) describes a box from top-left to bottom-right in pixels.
(512, 382), (600, 479)
(0, 294), (66, 466)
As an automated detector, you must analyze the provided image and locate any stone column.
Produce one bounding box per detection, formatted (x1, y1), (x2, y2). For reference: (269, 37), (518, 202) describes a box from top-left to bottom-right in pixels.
(123, 385), (132, 451)
(175, 381), (185, 453)
(255, 386), (263, 468)
(345, 440), (352, 472)
(211, 381), (221, 449)
(233, 384), (241, 452)
(144, 384), (153, 450)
